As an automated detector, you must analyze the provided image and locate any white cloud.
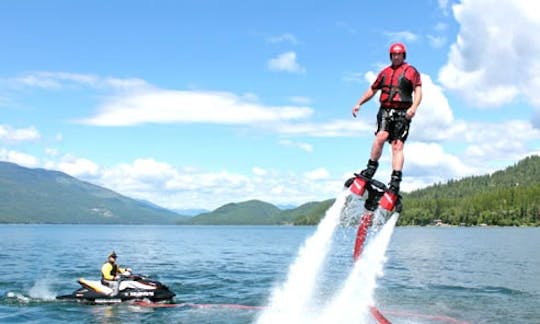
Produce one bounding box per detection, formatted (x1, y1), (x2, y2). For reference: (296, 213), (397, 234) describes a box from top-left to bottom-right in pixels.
(304, 168), (330, 180)
(409, 73), (463, 142)
(385, 31), (419, 43)
(279, 71), (458, 141)
(438, 0), (540, 108)
(45, 148), (58, 156)
(461, 120), (540, 161)
(79, 89), (313, 126)
(434, 22), (448, 32)
(427, 35), (446, 48)
(288, 96), (312, 105)
(342, 72), (365, 83)
(279, 139), (313, 152)
(5, 72), (315, 128)
(0, 95), (14, 106)
(54, 155), (101, 178)
(533, 110), (540, 129)
(10, 72), (97, 89)
(6, 72), (149, 92)
(438, 0), (451, 14)
(405, 142), (476, 177)
(267, 51), (305, 73)
(267, 33), (298, 45)
(400, 117), (540, 190)
(103, 158), (184, 194)
(269, 185), (285, 196)
(0, 125), (40, 143)
(252, 167), (268, 176)
(44, 155), (343, 210)
(0, 149), (39, 167)
(274, 119), (372, 138)
(101, 77), (149, 91)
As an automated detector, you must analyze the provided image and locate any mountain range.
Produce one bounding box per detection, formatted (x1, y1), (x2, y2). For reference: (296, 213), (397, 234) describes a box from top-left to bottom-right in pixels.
(1, 155), (539, 226)
(0, 162), (187, 224)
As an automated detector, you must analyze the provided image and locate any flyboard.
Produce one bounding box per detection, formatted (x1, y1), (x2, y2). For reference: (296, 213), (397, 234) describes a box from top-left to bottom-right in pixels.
(344, 173), (401, 324)
(344, 173), (402, 261)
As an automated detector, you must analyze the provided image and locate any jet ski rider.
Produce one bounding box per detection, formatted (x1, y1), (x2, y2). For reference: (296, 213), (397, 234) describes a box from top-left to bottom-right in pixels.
(101, 251), (131, 296)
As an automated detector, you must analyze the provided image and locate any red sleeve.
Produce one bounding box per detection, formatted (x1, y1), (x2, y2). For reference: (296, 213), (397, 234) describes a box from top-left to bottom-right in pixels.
(371, 68), (387, 90)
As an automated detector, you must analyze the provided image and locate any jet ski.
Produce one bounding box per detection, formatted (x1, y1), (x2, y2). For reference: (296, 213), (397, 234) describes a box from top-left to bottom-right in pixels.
(56, 273), (175, 304)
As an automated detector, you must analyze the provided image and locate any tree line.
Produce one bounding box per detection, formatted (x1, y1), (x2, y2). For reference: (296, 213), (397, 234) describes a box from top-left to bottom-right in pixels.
(400, 155), (540, 226)
(295, 155), (540, 226)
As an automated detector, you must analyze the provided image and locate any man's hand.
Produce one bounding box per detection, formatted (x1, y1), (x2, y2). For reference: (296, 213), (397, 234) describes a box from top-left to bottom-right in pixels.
(406, 107), (416, 119)
(352, 105), (360, 118)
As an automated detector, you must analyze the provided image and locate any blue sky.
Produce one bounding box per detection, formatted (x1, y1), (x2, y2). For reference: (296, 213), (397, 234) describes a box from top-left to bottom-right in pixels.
(1, 0), (539, 211)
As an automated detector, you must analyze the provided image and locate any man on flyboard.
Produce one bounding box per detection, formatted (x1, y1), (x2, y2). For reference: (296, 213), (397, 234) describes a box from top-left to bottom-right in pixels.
(347, 42), (422, 213)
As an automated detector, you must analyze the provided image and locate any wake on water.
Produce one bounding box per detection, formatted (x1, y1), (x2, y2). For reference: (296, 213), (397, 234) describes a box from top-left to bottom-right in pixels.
(4, 277), (57, 303)
(29, 278), (57, 301)
(257, 191), (398, 324)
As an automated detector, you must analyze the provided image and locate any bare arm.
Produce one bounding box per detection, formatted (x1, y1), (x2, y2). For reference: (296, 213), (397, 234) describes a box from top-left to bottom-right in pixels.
(352, 87), (377, 117)
(406, 85), (422, 119)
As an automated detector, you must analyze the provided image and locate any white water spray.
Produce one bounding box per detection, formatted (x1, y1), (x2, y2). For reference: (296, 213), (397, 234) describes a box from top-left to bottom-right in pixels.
(29, 278), (56, 301)
(5, 277), (57, 303)
(317, 212), (398, 324)
(257, 190), (349, 324)
(258, 189), (399, 324)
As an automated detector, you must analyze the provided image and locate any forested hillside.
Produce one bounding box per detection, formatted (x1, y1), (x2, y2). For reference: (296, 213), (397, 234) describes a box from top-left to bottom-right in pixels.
(183, 200), (281, 225)
(400, 155), (540, 226)
(287, 200), (334, 225)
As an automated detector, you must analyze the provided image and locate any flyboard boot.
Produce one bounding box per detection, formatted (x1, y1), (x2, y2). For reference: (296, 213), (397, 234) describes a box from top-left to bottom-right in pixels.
(345, 159), (379, 197)
(379, 170), (402, 212)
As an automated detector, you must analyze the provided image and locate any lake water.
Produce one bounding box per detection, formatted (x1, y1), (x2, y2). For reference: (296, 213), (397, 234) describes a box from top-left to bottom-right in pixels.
(0, 224), (538, 323)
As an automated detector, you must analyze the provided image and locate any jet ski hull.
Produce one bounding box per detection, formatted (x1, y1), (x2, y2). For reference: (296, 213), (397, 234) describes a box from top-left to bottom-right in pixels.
(56, 275), (175, 304)
(57, 287), (175, 303)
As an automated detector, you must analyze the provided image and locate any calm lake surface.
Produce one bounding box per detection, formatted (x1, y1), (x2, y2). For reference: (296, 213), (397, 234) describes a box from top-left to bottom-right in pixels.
(0, 225), (538, 323)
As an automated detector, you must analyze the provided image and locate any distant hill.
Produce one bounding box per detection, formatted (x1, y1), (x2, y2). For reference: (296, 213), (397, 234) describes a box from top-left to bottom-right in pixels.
(182, 199), (336, 225)
(177, 199), (337, 225)
(400, 155), (540, 226)
(407, 155), (540, 200)
(183, 200), (281, 225)
(280, 200), (335, 225)
(0, 162), (187, 224)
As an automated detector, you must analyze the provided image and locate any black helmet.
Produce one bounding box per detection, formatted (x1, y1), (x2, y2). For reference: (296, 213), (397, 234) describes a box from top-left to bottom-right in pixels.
(109, 251), (117, 259)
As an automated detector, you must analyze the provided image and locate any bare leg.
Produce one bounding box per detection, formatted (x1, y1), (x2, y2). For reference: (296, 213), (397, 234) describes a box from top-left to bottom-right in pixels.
(370, 131), (389, 161)
(391, 139), (404, 171)
(353, 131), (389, 182)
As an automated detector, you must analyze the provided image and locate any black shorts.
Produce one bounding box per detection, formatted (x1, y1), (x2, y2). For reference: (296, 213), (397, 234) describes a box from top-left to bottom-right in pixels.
(376, 108), (411, 143)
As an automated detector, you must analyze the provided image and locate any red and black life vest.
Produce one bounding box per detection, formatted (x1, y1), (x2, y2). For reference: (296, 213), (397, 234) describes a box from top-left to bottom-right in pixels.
(375, 63), (416, 108)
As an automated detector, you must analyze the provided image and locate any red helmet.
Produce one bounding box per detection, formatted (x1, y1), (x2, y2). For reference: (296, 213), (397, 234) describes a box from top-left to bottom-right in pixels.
(389, 43), (406, 59)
